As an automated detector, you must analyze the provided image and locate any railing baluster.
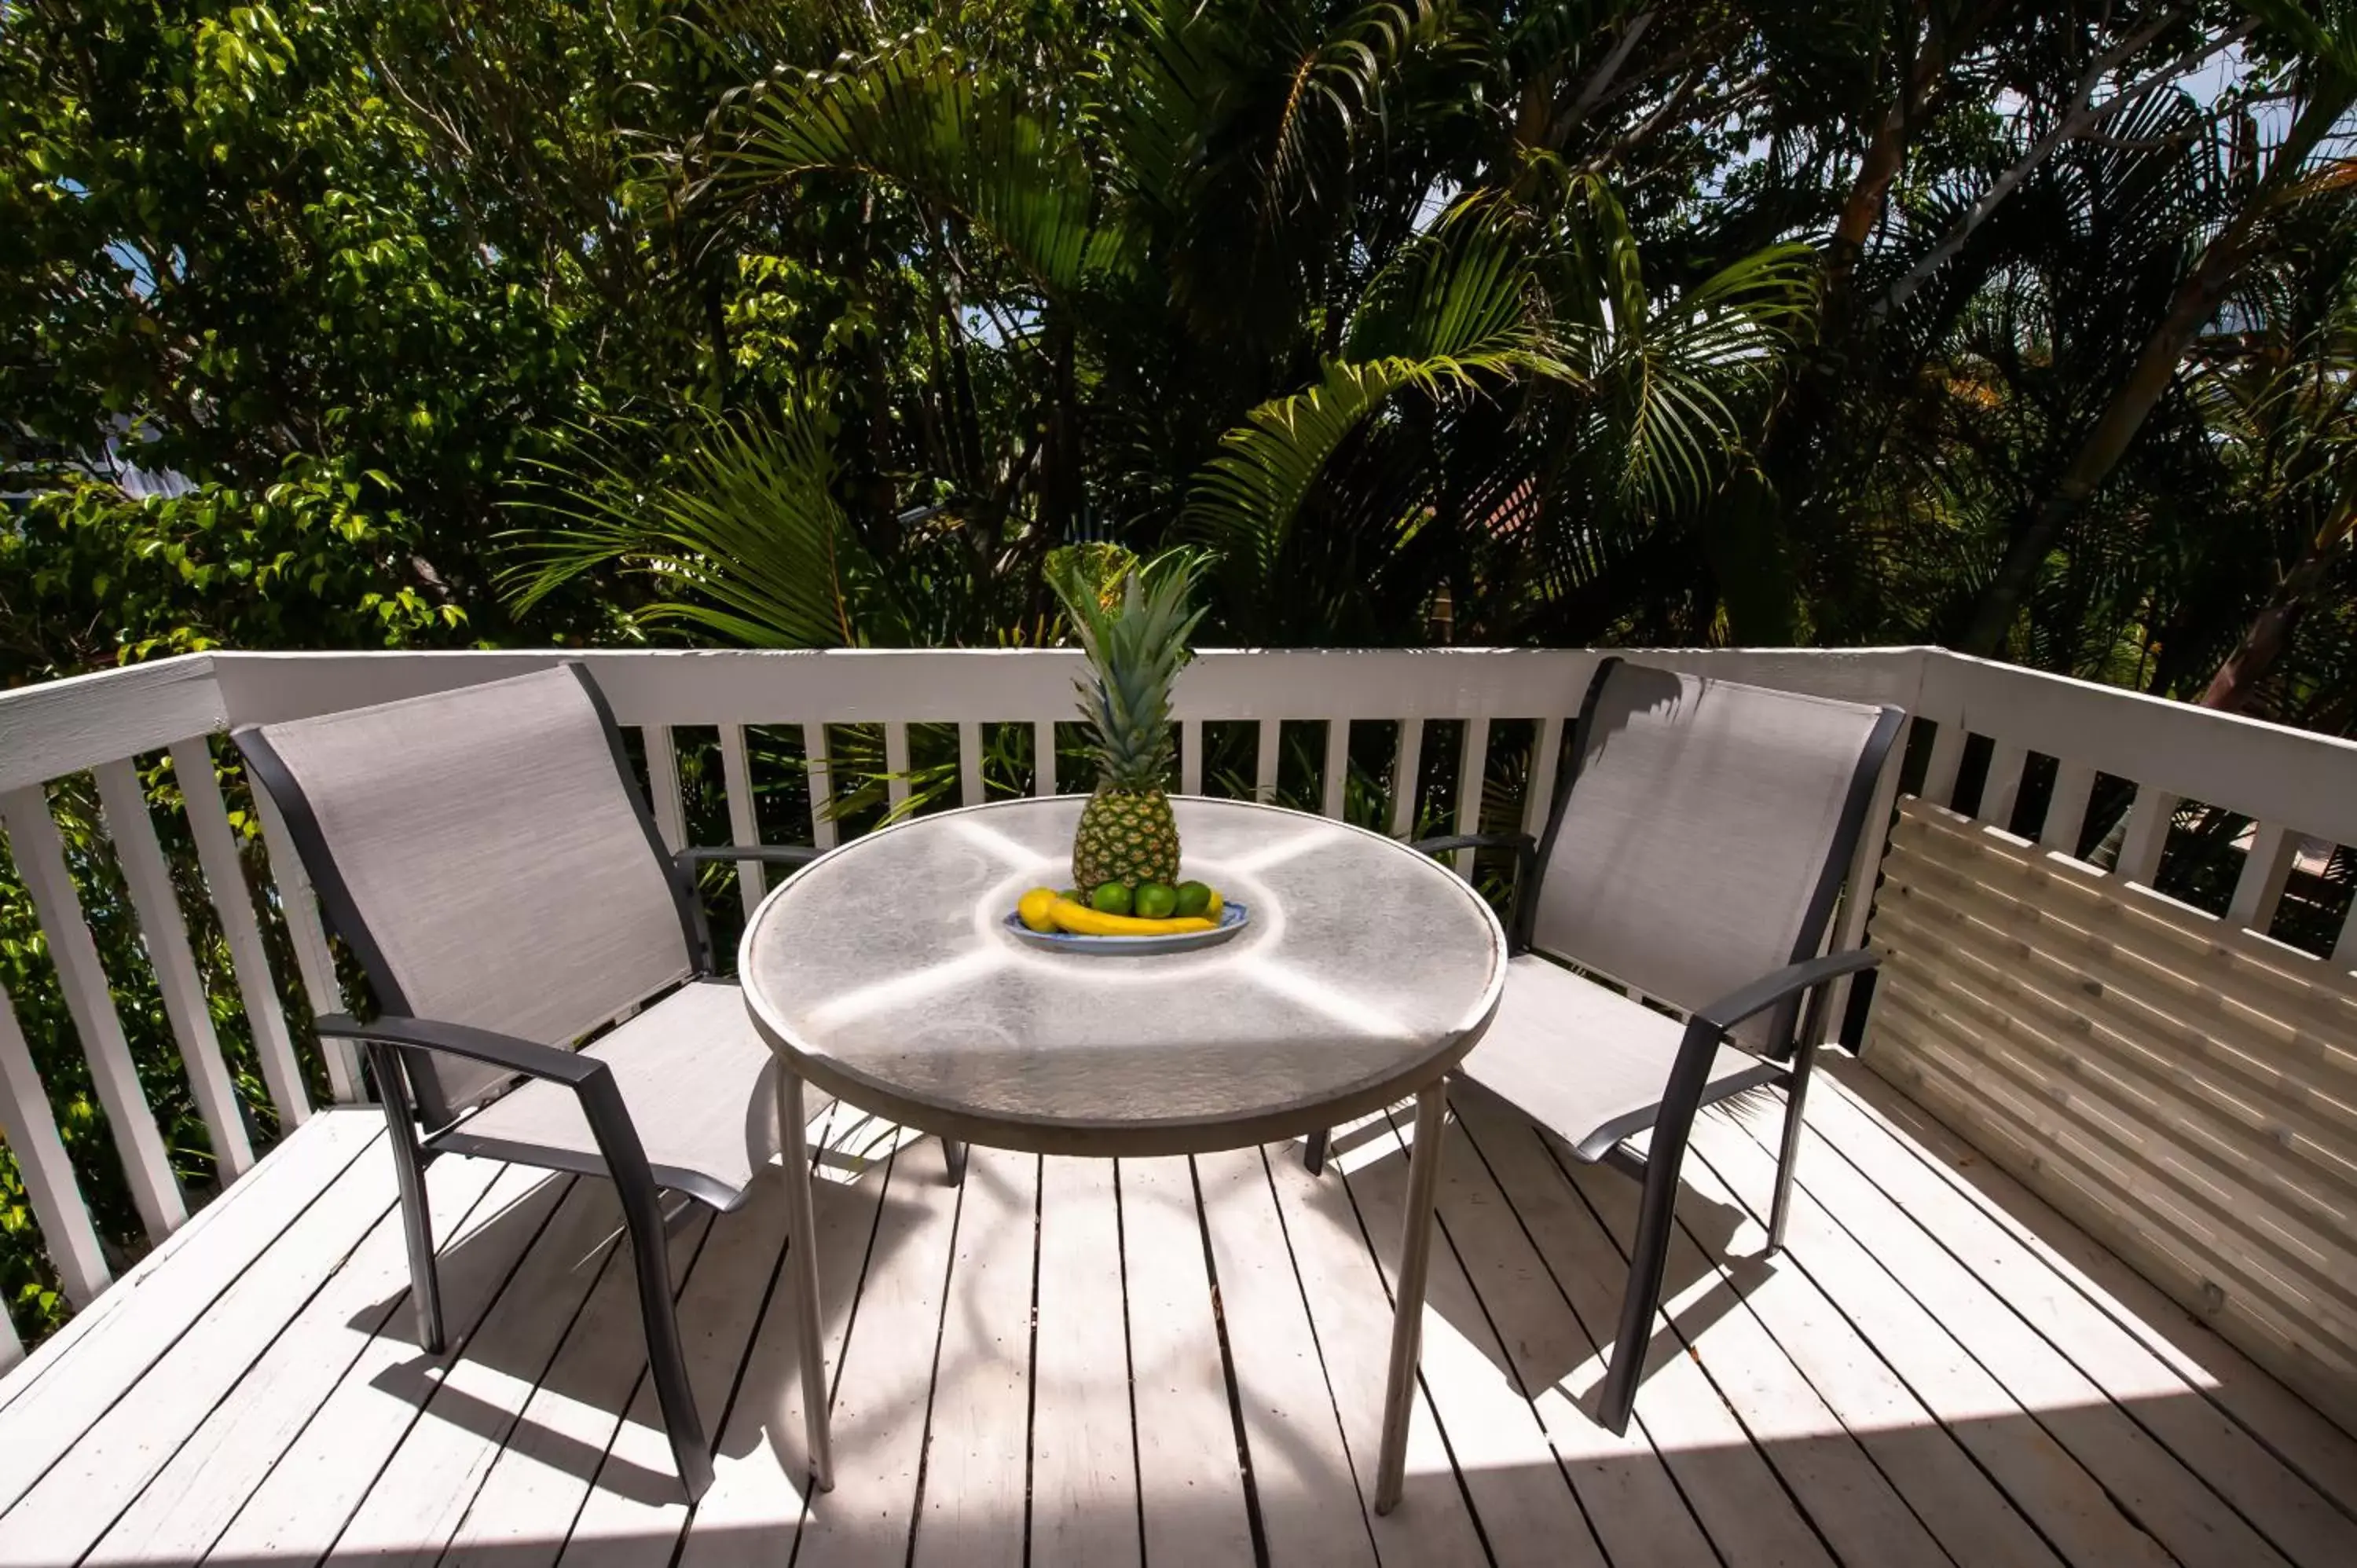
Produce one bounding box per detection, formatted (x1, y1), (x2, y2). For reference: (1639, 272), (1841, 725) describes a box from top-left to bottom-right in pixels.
(2227, 821), (2297, 934)
(1036, 720), (1061, 797)
(1389, 719), (1424, 840)
(1920, 723), (1967, 808)
(803, 724), (838, 849)
(1321, 719), (1349, 819)
(958, 721), (985, 807)
(2042, 760), (2097, 856)
(720, 725), (765, 914)
(884, 722), (912, 811)
(1451, 717), (1490, 876)
(172, 738), (310, 1130)
(1255, 719), (1281, 804)
(0, 1282), (19, 1372)
(247, 780), (359, 1104)
(1179, 720), (1202, 797)
(0, 978), (111, 1306)
(92, 760), (253, 1174)
(1978, 740), (2027, 832)
(0, 785), (185, 1240)
(1521, 715), (1562, 843)
(642, 725), (687, 852)
(2113, 785), (2178, 886)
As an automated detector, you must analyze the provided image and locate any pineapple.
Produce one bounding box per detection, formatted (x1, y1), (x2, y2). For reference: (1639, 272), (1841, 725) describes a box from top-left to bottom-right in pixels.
(1047, 549), (1206, 891)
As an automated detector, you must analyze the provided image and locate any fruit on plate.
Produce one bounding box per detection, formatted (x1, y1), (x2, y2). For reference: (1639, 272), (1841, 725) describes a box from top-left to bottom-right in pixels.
(1134, 881), (1178, 919)
(1045, 896), (1215, 938)
(1014, 882), (1234, 940)
(1017, 887), (1061, 934)
(1047, 549), (1204, 892)
(1090, 881), (1133, 915)
(1173, 881), (1211, 918)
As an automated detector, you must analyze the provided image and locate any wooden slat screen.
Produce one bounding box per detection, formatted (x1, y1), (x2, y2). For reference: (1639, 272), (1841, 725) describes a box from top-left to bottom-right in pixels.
(1864, 797), (2357, 1432)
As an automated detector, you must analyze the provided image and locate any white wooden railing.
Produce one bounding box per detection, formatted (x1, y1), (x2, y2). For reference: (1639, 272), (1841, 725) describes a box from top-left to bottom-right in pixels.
(2, 645), (2353, 1395)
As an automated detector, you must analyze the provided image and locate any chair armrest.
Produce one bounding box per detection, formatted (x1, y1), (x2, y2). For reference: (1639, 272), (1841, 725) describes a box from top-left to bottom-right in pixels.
(1690, 948), (1880, 1037)
(318, 1013), (662, 1206)
(1637, 947), (1882, 1183)
(673, 844), (822, 870)
(1409, 832), (1535, 857)
(318, 1012), (598, 1084)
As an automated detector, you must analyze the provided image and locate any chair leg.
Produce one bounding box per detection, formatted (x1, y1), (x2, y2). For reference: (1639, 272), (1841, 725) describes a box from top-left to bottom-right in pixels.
(613, 1163), (713, 1500)
(368, 1042), (445, 1354)
(942, 1138), (970, 1186)
(1302, 1129), (1330, 1175)
(1767, 1039), (1820, 1256)
(1596, 1135), (1685, 1437)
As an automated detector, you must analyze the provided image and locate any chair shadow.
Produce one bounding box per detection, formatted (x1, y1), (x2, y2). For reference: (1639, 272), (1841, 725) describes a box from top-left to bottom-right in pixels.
(349, 1149), (918, 1508)
(1316, 1080), (1776, 1427)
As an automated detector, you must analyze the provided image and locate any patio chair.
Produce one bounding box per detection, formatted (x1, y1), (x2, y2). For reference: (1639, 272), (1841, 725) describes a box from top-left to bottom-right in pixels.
(236, 664), (961, 1500)
(1307, 657), (1903, 1434)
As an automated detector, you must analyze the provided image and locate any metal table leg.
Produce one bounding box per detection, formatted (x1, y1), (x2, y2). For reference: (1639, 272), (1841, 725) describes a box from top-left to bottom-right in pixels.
(1374, 1082), (1449, 1514)
(778, 1067), (834, 1492)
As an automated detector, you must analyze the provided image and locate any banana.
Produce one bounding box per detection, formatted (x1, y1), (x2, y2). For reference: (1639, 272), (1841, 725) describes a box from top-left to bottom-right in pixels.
(1045, 897), (1216, 937)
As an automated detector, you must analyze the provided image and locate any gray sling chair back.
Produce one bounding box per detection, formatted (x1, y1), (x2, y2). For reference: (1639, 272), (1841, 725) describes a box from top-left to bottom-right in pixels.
(236, 663), (954, 1501)
(1305, 657), (1904, 1436)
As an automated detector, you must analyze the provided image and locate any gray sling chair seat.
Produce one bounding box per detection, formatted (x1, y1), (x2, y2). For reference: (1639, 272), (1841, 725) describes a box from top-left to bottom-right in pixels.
(236, 664), (966, 1502)
(1303, 658), (1904, 1436)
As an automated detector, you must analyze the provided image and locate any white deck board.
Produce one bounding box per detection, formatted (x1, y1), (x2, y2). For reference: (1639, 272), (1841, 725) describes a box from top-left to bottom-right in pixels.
(787, 1144), (963, 1568)
(86, 1152), (511, 1568)
(1455, 1096), (1835, 1568)
(0, 1136), (398, 1566)
(911, 1145), (1036, 1568)
(1261, 1135), (1492, 1564)
(1823, 1062), (2357, 1530)
(0, 1111), (379, 1515)
(1343, 1109), (1608, 1568)
(1424, 1098), (1722, 1568)
(1029, 1154), (1142, 1567)
(200, 1166), (576, 1563)
(1120, 1155), (1256, 1567)
(5, 1071), (2352, 1568)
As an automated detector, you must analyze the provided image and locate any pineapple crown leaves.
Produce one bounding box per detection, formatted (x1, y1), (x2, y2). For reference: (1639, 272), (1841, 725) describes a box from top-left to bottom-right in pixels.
(1045, 548), (1208, 788)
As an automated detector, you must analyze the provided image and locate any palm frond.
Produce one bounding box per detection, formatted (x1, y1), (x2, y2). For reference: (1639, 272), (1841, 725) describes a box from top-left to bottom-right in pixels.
(504, 392), (875, 648)
(721, 36), (1133, 300)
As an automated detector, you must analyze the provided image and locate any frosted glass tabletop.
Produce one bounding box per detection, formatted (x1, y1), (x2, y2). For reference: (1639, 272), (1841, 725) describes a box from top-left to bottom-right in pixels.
(739, 797), (1508, 1156)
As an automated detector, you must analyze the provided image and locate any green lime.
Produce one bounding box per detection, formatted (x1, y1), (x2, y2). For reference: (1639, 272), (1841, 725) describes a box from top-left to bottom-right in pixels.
(1174, 881), (1212, 918)
(1135, 882), (1178, 919)
(1090, 881), (1134, 915)
(1060, 888), (1083, 903)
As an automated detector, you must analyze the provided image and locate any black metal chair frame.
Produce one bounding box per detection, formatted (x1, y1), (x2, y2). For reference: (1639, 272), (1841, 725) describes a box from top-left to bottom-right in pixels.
(1303, 656), (1904, 1434)
(238, 665), (967, 1501)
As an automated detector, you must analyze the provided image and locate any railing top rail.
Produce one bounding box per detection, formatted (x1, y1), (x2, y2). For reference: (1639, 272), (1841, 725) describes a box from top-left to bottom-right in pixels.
(202, 644), (1939, 729)
(0, 655), (223, 797)
(9, 641), (2357, 848)
(1918, 649), (2357, 848)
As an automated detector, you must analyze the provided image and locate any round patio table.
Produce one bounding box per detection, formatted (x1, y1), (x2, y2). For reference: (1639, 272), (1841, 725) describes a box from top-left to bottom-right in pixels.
(739, 795), (1507, 1513)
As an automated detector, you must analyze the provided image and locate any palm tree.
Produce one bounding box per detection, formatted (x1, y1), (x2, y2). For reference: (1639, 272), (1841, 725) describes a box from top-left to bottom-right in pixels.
(508, 4), (1814, 650)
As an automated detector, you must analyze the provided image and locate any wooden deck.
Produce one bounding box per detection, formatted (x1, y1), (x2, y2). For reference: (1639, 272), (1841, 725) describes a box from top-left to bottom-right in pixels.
(4, 1060), (2354, 1568)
